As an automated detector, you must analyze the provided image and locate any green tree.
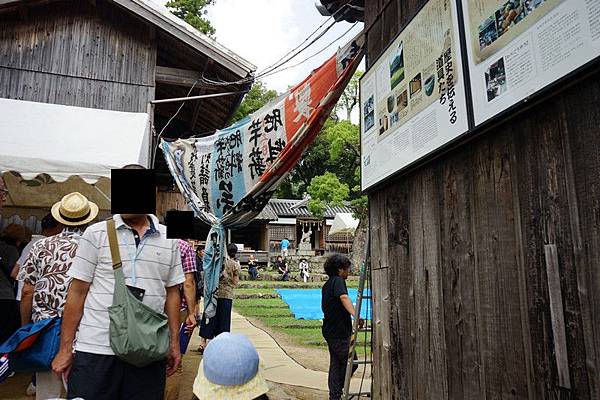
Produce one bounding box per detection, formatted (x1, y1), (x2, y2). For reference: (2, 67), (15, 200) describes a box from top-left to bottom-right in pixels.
(307, 172), (349, 218)
(336, 70), (363, 121)
(273, 118), (336, 199)
(325, 120), (360, 195)
(327, 120), (359, 161)
(231, 81), (278, 123)
(166, 0), (217, 37)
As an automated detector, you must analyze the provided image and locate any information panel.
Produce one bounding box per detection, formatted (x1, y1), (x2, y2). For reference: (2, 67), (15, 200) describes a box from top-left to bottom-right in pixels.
(463, 0), (600, 125)
(361, 0), (469, 190)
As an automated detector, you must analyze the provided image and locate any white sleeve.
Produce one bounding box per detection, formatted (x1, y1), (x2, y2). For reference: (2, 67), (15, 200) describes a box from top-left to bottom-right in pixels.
(166, 239), (185, 287)
(68, 225), (101, 283)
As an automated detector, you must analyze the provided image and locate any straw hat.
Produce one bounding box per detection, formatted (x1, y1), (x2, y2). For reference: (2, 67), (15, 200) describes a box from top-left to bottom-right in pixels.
(51, 192), (98, 226)
(193, 333), (269, 400)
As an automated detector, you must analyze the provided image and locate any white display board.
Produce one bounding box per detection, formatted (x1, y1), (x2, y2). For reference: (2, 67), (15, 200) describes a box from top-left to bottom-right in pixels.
(360, 0), (469, 190)
(462, 0), (600, 125)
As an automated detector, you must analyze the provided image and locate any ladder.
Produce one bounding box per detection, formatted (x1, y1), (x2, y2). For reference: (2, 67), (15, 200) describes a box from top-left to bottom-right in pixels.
(342, 235), (372, 399)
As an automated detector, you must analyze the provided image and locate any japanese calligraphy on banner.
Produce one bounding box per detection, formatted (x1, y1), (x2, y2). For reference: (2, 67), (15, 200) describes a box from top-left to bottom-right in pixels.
(161, 34), (364, 322)
(462, 0), (600, 125)
(360, 0), (469, 191)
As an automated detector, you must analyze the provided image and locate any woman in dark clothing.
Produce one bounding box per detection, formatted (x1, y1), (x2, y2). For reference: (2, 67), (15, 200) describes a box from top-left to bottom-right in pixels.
(276, 256), (289, 281)
(321, 254), (361, 400)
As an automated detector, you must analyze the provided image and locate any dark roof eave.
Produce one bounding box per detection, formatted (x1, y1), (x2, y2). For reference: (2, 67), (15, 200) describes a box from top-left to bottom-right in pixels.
(316, 0), (364, 23)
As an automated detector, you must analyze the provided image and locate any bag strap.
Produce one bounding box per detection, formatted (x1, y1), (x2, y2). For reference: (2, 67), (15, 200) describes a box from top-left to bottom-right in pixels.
(106, 219), (122, 270)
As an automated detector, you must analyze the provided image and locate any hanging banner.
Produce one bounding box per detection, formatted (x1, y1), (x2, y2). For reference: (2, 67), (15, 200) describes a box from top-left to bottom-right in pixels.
(462, 0), (600, 125)
(161, 34), (364, 321)
(360, 0), (469, 191)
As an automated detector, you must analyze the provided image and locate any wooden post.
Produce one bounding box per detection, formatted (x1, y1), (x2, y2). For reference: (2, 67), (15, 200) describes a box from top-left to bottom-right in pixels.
(544, 244), (571, 389)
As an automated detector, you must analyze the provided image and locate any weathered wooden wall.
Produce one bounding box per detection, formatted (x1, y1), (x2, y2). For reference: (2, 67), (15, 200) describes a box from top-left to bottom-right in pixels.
(0, 0), (156, 112)
(366, 1), (600, 399)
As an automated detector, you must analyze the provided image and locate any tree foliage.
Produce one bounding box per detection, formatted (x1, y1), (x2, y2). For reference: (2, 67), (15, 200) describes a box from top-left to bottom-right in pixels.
(307, 172), (349, 219)
(335, 70), (363, 121)
(166, 0), (217, 37)
(231, 81), (278, 123)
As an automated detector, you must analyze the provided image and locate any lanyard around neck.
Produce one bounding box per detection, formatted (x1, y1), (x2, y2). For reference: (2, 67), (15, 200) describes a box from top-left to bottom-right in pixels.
(122, 228), (149, 286)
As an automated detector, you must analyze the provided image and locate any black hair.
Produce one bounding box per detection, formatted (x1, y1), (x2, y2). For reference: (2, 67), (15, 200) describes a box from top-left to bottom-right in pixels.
(226, 243), (238, 258)
(41, 213), (60, 230)
(323, 253), (351, 277)
(196, 245), (204, 253)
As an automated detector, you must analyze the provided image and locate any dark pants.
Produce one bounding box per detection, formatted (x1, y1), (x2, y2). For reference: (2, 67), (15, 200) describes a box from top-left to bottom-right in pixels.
(0, 299), (20, 344)
(325, 337), (358, 400)
(248, 266), (258, 280)
(67, 351), (166, 400)
(199, 298), (232, 340)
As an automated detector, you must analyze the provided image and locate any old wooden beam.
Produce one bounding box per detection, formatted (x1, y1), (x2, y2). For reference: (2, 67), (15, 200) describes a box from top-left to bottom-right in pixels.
(155, 66), (202, 87)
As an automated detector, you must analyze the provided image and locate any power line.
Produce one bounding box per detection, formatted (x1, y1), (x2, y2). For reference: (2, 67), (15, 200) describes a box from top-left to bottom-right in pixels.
(255, 13), (334, 74)
(200, 3), (355, 87)
(199, 20), (338, 87)
(258, 22), (359, 79)
(152, 78), (200, 165)
(253, 20), (338, 78)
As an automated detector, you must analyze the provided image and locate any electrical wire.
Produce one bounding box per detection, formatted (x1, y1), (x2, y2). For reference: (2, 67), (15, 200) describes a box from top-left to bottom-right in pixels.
(253, 20), (338, 77)
(199, 19), (338, 87)
(199, 3), (355, 87)
(151, 78), (200, 165)
(258, 22), (358, 80)
(256, 13), (334, 74)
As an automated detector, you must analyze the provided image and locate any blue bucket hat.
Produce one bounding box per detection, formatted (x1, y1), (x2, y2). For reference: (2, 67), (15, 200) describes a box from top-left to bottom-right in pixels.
(193, 333), (269, 400)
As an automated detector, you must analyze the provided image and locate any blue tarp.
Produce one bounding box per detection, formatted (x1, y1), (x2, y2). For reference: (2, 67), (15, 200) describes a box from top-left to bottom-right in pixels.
(276, 288), (372, 320)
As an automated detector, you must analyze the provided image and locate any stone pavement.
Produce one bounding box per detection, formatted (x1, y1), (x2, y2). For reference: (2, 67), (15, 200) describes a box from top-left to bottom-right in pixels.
(229, 311), (372, 395)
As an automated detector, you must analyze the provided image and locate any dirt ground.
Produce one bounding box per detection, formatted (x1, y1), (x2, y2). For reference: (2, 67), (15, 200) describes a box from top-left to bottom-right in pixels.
(0, 318), (371, 400)
(182, 323), (332, 400)
(0, 333), (330, 400)
(0, 354), (328, 400)
(244, 316), (330, 373)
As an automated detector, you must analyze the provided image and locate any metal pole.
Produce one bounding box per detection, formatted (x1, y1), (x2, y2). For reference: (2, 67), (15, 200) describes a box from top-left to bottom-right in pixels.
(150, 91), (246, 105)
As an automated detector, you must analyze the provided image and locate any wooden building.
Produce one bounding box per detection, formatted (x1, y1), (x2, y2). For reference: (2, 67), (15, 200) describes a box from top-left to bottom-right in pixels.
(0, 0), (255, 229)
(267, 198), (353, 255)
(322, 0), (600, 398)
(157, 193), (354, 256)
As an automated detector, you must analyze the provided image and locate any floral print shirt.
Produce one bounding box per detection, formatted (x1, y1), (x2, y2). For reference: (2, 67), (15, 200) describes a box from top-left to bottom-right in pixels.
(18, 228), (83, 322)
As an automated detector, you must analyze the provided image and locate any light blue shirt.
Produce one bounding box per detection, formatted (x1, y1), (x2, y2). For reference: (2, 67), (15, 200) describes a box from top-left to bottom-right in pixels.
(281, 239), (290, 249)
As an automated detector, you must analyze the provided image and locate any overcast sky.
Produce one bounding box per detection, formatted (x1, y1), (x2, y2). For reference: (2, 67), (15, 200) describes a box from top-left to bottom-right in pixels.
(151, 0), (363, 93)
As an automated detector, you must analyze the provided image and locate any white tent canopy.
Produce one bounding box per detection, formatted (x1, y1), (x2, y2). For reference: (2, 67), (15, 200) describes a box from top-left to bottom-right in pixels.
(328, 212), (359, 236)
(0, 98), (151, 211)
(0, 98), (150, 182)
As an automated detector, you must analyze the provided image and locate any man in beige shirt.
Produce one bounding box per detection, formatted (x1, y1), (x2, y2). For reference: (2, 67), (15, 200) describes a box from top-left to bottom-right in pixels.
(198, 243), (240, 351)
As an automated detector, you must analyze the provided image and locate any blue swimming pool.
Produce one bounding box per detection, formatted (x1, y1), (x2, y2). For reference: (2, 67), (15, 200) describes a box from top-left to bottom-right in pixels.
(276, 288), (372, 320)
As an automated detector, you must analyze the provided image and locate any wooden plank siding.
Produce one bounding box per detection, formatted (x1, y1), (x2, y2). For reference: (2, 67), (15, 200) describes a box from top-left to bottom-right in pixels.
(0, 1), (156, 112)
(366, 1), (600, 398)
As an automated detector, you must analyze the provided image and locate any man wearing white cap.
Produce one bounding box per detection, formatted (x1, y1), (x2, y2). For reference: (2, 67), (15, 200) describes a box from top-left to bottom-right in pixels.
(19, 192), (98, 400)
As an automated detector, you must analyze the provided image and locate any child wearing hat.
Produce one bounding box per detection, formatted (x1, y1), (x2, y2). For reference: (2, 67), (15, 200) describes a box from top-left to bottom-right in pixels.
(193, 332), (269, 400)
